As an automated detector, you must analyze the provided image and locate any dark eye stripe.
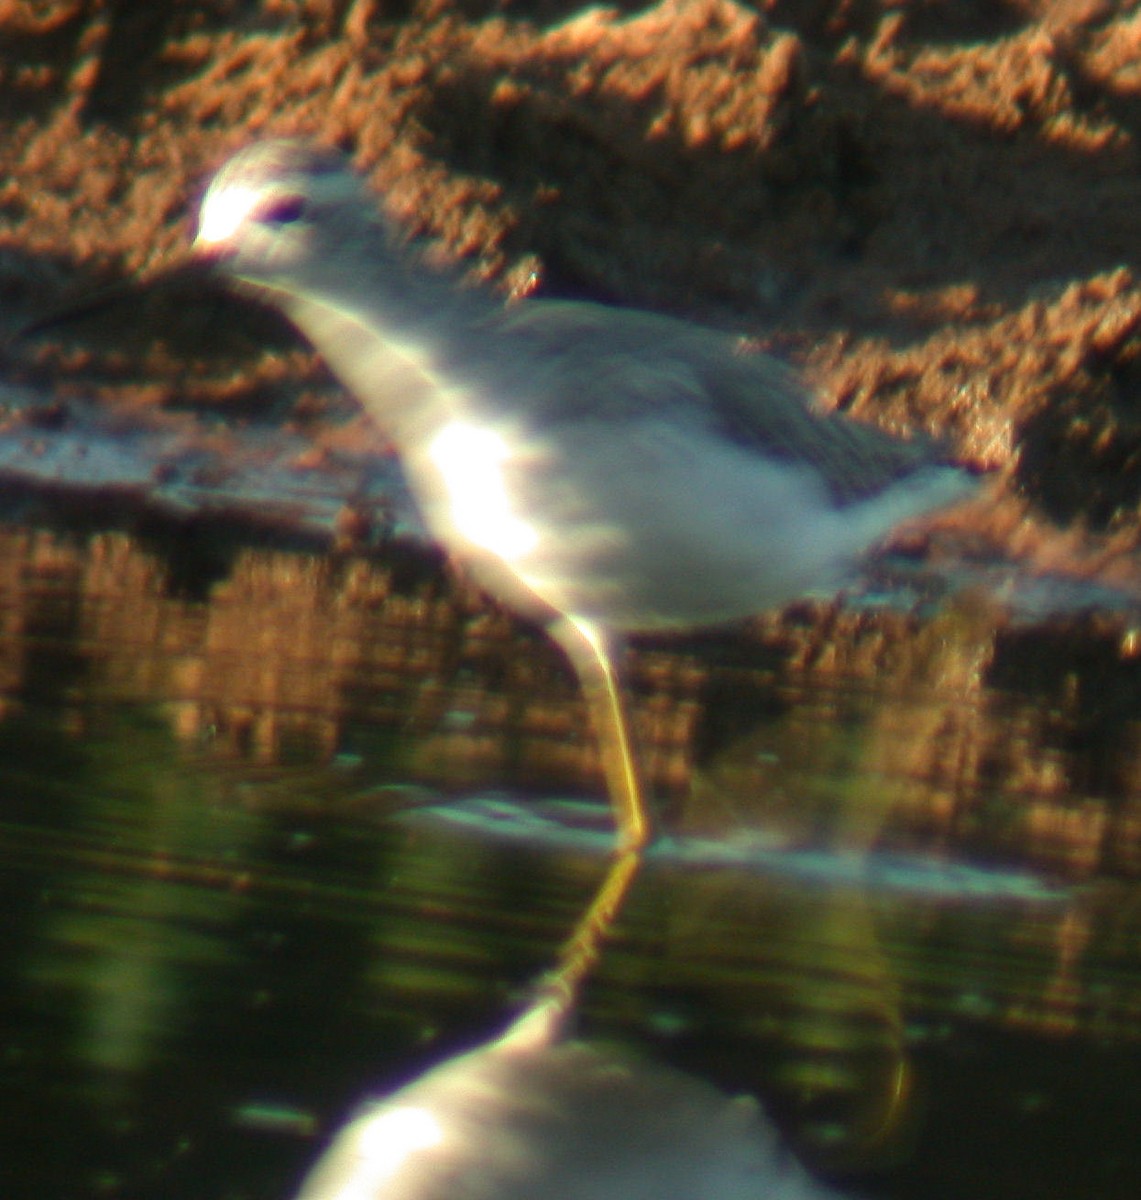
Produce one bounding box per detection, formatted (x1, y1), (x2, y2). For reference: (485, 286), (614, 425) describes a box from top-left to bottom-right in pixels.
(258, 195), (307, 226)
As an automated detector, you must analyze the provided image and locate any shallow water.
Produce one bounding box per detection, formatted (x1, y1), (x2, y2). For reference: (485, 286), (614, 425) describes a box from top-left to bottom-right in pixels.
(0, 522), (1139, 1199)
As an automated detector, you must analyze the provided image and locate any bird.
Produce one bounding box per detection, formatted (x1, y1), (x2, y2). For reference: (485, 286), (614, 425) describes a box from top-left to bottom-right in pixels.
(192, 138), (976, 853)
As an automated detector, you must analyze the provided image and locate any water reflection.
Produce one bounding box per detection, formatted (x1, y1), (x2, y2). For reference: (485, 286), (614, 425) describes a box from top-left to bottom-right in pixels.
(288, 819), (847, 1199)
(0, 522), (1139, 1197)
(24, 716), (247, 1079)
(291, 1006), (847, 1200)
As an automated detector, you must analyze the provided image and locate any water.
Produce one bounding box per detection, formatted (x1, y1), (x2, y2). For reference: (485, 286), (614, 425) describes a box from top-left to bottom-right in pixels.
(0, 522), (1139, 1199)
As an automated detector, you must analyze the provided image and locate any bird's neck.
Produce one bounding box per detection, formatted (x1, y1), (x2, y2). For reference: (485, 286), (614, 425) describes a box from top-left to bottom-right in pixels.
(263, 264), (492, 450)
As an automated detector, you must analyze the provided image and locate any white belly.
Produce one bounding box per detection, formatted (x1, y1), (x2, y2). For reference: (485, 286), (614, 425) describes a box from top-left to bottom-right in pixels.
(406, 413), (956, 633)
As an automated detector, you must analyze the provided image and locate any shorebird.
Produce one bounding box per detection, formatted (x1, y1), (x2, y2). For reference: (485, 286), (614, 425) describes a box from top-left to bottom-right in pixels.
(192, 139), (975, 852)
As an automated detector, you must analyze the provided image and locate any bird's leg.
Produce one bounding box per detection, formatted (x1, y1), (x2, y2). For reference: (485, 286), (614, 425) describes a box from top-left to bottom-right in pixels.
(503, 845), (642, 1048)
(500, 616), (650, 1050)
(547, 614), (654, 852)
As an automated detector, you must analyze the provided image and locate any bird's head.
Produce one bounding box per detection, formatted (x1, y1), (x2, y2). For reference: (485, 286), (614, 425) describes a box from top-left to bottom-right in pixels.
(194, 140), (378, 285)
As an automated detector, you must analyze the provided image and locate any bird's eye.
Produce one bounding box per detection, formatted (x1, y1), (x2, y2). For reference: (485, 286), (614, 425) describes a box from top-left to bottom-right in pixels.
(258, 195), (308, 226)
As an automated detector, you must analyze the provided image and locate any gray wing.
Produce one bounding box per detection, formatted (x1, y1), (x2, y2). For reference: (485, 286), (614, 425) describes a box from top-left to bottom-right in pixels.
(483, 300), (941, 507)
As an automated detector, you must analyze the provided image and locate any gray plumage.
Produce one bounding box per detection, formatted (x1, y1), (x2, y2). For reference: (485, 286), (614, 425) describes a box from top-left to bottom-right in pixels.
(195, 139), (972, 633)
(194, 139), (975, 847)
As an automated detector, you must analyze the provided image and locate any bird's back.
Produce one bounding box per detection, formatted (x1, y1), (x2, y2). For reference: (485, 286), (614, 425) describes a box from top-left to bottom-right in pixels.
(473, 300), (944, 508)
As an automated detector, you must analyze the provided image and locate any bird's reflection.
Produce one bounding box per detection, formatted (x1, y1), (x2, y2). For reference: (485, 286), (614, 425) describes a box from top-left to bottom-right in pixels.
(291, 1013), (849, 1200)
(290, 851), (847, 1200)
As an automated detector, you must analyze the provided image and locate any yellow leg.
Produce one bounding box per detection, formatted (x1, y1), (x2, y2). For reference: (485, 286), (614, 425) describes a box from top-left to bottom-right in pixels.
(548, 614), (654, 852)
(500, 615), (650, 1051)
(503, 845), (642, 1048)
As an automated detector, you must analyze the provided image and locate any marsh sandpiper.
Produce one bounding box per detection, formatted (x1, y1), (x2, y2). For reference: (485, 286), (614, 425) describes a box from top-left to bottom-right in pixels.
(193, 139), (976, 851)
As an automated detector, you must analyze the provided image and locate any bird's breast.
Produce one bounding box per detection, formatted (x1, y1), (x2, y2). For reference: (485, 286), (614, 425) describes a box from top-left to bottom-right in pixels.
(424, 420), (542, 563)
(408, 415), (637, 624)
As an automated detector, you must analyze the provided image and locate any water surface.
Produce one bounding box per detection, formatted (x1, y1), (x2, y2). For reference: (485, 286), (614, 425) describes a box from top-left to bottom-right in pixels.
(0, 523), (1138, 1199)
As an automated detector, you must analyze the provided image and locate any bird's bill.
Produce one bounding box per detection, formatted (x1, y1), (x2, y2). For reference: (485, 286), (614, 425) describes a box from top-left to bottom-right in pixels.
(16, 258), (217, 342)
